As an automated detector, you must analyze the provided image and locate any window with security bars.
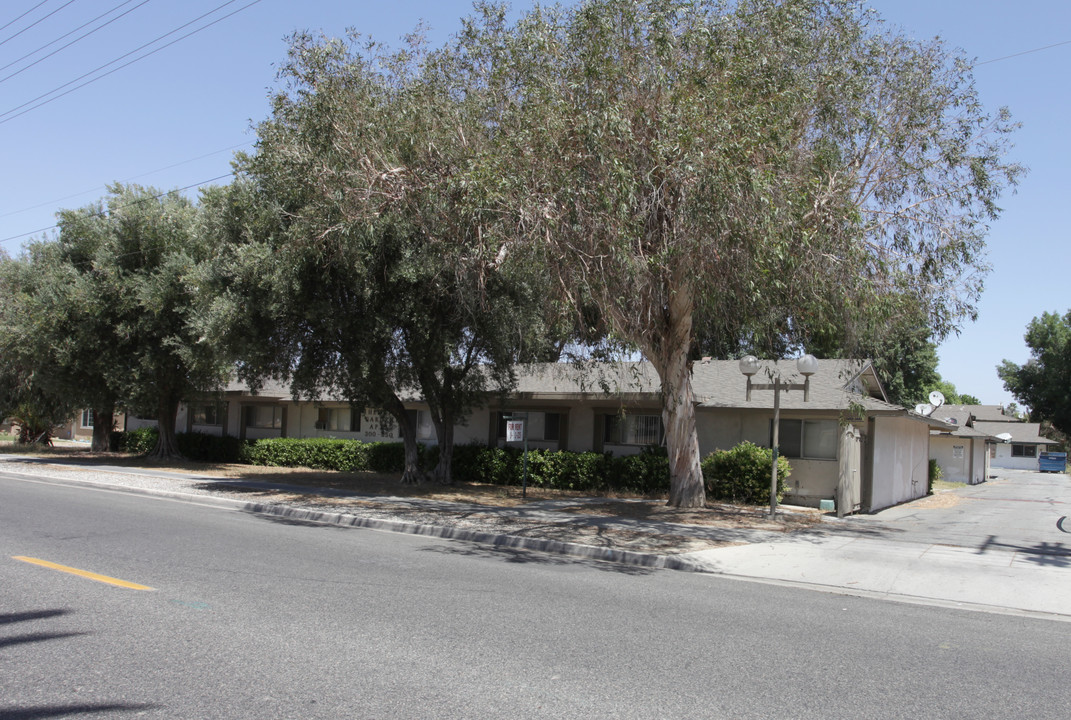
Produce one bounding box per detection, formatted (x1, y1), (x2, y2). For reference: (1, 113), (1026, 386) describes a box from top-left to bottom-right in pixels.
(604, 414), (664, 446)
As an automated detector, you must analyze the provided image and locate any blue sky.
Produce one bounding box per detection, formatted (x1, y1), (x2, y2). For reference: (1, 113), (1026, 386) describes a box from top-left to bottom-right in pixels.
(1, 0), (1066, 406)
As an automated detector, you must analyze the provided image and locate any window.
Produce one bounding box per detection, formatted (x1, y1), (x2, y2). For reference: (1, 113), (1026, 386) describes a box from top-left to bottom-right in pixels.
(1011, 444), (1037, 458)
(316, 407), (360, 432)
(497, 412), (562, 442)
(773, 419), (837, 460)
(604, 414), (664, 446)
(246, 405), (282, 429)
(80, 410), (94, 428)
(405, 409), (435, 440)
(192, 403), (226, 426)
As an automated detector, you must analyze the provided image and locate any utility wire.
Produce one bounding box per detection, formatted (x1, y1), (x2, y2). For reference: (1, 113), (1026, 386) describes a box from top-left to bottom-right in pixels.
(0, 0), (153, 83)
(0, 172), (235, 246)
(0, 0), (262, 125)
(975, 39), (1071, 67)
(0, 0), (50, 35)
(0, 0), (79, 48)
(0, 140), (252, 220)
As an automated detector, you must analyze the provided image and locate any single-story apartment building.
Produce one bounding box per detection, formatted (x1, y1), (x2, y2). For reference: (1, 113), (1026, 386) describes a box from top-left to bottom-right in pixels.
(924, 403), (1059, 474)
(129, 359), (948, 514)
(927, 406), (992, 485)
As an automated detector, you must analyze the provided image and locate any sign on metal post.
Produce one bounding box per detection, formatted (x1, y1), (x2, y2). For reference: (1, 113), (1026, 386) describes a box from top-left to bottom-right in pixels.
(504, 416), (529, 498)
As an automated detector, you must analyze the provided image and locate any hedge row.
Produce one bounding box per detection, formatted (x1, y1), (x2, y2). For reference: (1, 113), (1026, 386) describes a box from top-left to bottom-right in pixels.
(115, 429), (789, 501)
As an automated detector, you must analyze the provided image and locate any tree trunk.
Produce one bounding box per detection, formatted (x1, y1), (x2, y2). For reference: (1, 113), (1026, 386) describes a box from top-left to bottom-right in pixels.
(385, 395), (423, 484)
(148, 398), (183, 460)
(431, 412), (455, 485)
(647, 284), (706, 508)
(657, 352), (705, 507)
(91, 408), (115, 452)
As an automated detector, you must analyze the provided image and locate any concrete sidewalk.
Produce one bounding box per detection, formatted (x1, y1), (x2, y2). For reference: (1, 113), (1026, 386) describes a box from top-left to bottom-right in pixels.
(685, 532), (1071, 619)
(4, 455), (1070, 620)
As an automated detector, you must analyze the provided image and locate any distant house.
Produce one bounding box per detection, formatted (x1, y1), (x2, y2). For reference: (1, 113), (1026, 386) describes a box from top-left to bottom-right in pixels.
(927, 406), (992, 485)
(54, 409), (125, 443)
(927, 404), (1058, 476)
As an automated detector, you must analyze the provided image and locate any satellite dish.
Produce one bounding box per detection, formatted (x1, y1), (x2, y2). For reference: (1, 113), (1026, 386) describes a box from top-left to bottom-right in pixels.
(929, 391), (945, 408)
(915, 403), (935, 417)
(996, 432), (1013, 443)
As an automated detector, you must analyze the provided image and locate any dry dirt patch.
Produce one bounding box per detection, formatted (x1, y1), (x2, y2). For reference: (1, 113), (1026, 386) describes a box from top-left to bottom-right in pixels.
(3, 446), (823, 534)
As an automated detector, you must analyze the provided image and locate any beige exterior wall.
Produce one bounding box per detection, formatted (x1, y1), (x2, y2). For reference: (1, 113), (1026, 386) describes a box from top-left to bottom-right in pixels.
(930, 435), (988, 484)
(694, 408), (844, 508)
(869, 416), (929, 510)
(990, 442), (1042, 471)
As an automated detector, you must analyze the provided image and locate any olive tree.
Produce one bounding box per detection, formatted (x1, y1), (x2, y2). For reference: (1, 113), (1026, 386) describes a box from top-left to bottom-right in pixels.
(29, 184), (232, 459)
(205, 30), (547, 483)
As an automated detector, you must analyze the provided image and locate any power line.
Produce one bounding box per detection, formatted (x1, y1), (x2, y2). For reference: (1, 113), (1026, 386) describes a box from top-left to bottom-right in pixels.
(0, 140), (253, 220)
(0, 0), (79, 48)
(975, 38), (1071, 67)
(0, 0), (153, 84)
(0, 1), (50, 35)
(0, 0), (263, 125)
(0, 172), (235, 247)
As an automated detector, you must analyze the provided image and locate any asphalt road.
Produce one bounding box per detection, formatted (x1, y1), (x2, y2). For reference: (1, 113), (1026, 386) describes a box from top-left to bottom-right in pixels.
(3, 473), (1070, 719)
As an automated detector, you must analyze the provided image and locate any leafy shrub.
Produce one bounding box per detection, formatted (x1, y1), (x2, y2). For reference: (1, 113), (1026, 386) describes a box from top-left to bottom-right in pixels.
(701, 441), (792, 505)
(116, 427), (158, 455)
(242, 437), (367, 471)
(113, 430), (673, 495)
(450, 443), (668, 494)
(928, 458), (942, 494)
(178, 432), (247, 463)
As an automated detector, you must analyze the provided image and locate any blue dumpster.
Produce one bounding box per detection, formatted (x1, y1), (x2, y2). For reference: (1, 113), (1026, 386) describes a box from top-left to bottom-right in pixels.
(1038, 451), (1066, 473)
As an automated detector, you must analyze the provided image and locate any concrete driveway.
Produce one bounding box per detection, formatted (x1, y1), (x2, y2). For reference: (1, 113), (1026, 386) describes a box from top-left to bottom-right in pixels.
(686, 469), (1071, 618)
(841, 468), (1071, 558)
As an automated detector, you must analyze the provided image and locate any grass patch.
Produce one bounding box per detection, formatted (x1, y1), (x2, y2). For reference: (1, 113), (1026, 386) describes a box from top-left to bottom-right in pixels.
(932, 478), (967, 492)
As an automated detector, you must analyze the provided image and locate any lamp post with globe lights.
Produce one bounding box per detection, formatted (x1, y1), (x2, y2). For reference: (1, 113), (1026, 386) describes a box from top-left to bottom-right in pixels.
(739, 354), (818, 518)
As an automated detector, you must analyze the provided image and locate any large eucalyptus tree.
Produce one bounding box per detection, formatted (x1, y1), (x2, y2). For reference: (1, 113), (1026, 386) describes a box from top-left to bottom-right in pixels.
(465, 0), (1020, 506)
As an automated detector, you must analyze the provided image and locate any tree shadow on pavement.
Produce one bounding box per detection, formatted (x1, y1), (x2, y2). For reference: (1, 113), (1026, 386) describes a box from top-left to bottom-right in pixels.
(0, 608), (70, 625)
(977, 535), (1071, 568)
(417, 542), (659, 576)
(0, 703), (160, 719)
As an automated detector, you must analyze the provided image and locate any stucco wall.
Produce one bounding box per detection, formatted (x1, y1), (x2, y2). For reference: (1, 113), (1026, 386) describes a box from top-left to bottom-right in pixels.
(930, 435), (987, 484)
(870, 416), (929, 510)
(695, 409), (841, 506)
(990, 443), (1040, 471)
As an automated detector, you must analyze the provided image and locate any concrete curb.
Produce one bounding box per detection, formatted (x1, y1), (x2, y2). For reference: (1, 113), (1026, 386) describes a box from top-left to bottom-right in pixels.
(2, 469), (707, 573)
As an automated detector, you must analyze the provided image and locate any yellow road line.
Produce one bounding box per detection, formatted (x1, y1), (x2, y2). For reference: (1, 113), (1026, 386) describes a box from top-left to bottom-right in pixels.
(12, 556), (155, 591)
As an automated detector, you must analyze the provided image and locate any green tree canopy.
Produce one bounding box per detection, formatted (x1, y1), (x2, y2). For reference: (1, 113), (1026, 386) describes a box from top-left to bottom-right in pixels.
(465, 0), (1020, 506)
(998, 311), (1071, 435)
(0, 253), (76, 444)
(15, 183), (232, 458)
(205, 30), (550, 483)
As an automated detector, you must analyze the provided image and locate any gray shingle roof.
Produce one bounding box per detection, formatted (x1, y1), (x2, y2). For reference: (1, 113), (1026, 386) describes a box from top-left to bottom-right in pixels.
(972, 421), (1058, 444)
(220, 360), (937, 422)
(958, 404), (1019, 423)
